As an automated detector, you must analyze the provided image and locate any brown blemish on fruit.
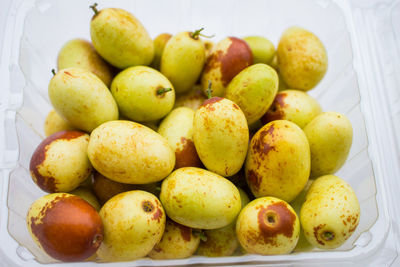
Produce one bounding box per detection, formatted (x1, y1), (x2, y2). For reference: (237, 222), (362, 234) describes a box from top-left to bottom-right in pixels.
(142, 201), (154, 212)
(175, 137), (202, 169)
(176, 222), (192, 242)
(63, 71), (76, 78)
(261, 93), (287, 124)
(29, 194), (103, 262)
(257, 202), (296, 245)
(203, 50), (223, 74)
(220, 37), (253, 86)
(233, 104), (239, 110)
(313, 224), (326, 246)
(247, 170), (261, 190)
(201, 97), (223, 111)
(152, 205), (163, 222)
(29, 131), (86, 193)
(252, 125), (276, 158)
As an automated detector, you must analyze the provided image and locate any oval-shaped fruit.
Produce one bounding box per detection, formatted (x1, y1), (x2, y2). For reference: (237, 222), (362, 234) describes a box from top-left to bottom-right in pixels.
(243, 36), (275, 65)
(160, 167), (241, 229)
(277, 27), (328, 91)
(111, 66), (175, 122)
(49, 68), (119, 133)
(88, 120), (175, 184)
(27, 193), (103, 262)
(225, 64), (278, 124)
(197, 188), (250, 257)
(30, 130), (92, 193)
(201, 37), (253, 96)
(245, 120), (310, 202)
(158, 107), (202, 169)
(203, 40), (214, 59)
(194, 97), (249, 177)
(151, 33), (172, 70)
(161, 31), (205, 94)
(57, 39), (114, 87)
(300, 175), (360, 249)
(70, 187), (101, 211)
(174, 85), (206, 110)
(261, 90), (322, 128)
(236, 196), (300, 255)
(303, 112), (353, 178)
(90, 7), (153, 68)
(44, 110), (76, 137)
(148, 219), (200, 259)
(97, 191), (165, 261)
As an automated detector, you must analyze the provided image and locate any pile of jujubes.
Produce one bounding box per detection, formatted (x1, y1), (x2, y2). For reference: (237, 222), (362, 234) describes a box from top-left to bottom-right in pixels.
(26, 3), (360, 262)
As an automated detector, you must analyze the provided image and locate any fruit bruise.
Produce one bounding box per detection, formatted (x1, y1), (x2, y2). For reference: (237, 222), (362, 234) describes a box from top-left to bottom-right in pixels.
(175, 137), (202, 169)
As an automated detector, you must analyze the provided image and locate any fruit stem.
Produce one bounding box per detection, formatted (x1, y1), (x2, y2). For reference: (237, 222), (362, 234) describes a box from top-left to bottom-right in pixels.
(193, 229), (207, 242)
(51, 69), (56, 76)
(155, 186), (161, 192)
(90, 3), (99, 15)
(157, 88), (172, 95)
(322, 231), (334, 241)
(191, 28), (214, 39)
(206, 81), (213, 99)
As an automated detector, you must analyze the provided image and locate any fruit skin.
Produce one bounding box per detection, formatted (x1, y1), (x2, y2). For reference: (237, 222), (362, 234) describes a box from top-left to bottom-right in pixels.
(57, 39), (114, 87)
(97, 191), (165, 261)
(194, 97), (249, 177)
(48, 68), (119, 133)
(161, 31), (205, 94)
(26, 193), (103, 262)
(174, 84), (206, 110)
(151, 33), (172, 70)
(277, 27), (328, 91)
(70, 187), (101, 212)
(92, 172), (159, 205)
(236, 196), (300, 255)
(225, 64), (278, 124)
(160, 167), (241, 229)
(300, 175), (360, 249)
(30, 130), (92, 193)
(197, 188), (250, 257)
(243, 36), (275, 65)
(245, 120), (310, 202)
(203, 40), (214, 59)
(148, 219), (200, 259)
(90, 8), (153, 69)
(88, 120), (175, 184)
(201, 37), (253, 96)
(261, 90), (322, 129)
(158, 107), (202, 169)
(111, 66), (175, 122)
(303, 112), (353, 178)
(44, 110), (76, 137)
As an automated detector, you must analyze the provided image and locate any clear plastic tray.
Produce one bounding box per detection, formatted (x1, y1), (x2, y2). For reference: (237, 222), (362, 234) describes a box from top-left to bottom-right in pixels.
(0, 0), (399, 266)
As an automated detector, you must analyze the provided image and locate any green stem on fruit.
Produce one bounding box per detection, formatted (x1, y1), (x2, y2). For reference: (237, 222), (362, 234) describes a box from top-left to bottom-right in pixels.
(191, 28), (214, 39)
(157, 88), (172, 95)
(90, 3), (99, 15)
(206, 81), (213, 99)
(155, 186), (161, 192)
(322, 231), (334, 241)
(193, 229), (207, 242)
(51, 69), (56, 76)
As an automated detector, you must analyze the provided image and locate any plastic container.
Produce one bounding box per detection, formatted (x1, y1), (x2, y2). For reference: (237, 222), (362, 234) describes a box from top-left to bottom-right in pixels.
(0, 0), (399, 266)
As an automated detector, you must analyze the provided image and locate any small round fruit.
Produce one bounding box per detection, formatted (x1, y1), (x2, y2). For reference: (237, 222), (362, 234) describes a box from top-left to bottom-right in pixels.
(111, 66), (175, 122)
(30, 131), (92, 193)
(70, 187), (101, 211)
(300, 175), (360, 249)
(160, 167), (241, 229)
(148, 219), (200, 259)
(88, 120), (175, 184)
(97, 191), (165, 261)
(236, 196), (300, 255)
(26, 193), (103, 262)
(261, 90), (322, 128)
(44, 110), (76, 137)
(92, 172), (134, 205)
(243, 36), (275, 65)
(277, 27), (328, 91)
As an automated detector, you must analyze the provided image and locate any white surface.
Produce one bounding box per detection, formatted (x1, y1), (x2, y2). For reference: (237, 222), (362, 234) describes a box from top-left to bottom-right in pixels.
(0, 0), (399, 266)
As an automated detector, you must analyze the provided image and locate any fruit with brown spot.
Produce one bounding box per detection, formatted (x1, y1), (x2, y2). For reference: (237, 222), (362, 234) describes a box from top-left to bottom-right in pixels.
(29, 130), (92, 193)
(97, 191), (165, 261)
(236, 196), (300, 255)
(194, 97), (249, 177)
(245, 120), (310, 202)
(158, 107), (202, 169)
(148, 219), (200, 259)
(300, 175), (360, 249)
(70, 187), (101, 211)
(174, 84), (206, 111)
(26, 193), (103, 262)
